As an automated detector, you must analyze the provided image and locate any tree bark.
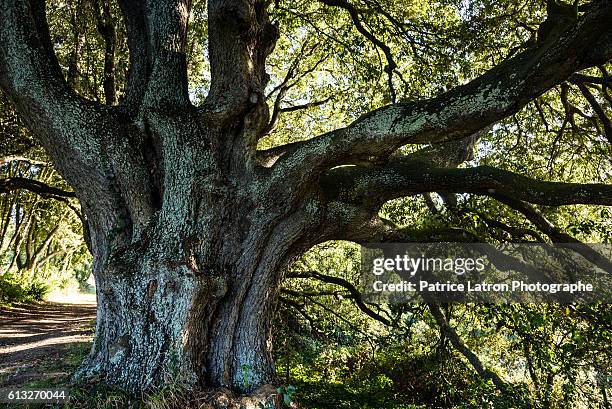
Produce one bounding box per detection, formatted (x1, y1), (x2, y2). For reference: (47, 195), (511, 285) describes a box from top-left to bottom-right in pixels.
(73, 185), (315, 399)
(78, 256), (270, 392)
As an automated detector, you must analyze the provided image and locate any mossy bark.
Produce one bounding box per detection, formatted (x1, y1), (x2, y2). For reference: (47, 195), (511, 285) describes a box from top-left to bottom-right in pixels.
(76, 252), (279, 395)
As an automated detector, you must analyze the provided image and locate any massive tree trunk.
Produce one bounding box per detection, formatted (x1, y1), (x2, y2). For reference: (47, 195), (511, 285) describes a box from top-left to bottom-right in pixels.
(78, 212), (297, 393)
(73, 142), (320, 394)
(1, 0), (611, 404)
(68, 108), (324, 397)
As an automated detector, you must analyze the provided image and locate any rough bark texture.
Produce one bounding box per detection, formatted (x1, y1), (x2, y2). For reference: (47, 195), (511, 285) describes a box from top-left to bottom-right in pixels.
(1, 0), (611, 404)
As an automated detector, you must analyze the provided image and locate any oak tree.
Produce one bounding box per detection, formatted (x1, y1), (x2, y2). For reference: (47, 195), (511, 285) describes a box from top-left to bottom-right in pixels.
(1, 0), (611, 404)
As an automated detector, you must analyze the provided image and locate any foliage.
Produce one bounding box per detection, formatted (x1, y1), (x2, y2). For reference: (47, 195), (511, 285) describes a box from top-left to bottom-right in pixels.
(0, 141), (90, 304)
(277, 241), (612, 408)
(0, 272), (50, 304)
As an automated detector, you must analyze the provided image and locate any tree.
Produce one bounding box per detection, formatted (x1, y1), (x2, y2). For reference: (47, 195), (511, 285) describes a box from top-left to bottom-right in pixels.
(0, 0), (611, 403)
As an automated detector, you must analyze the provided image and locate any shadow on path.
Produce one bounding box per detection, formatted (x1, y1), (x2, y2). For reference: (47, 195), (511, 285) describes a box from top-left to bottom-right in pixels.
(0, 301), (96, 388)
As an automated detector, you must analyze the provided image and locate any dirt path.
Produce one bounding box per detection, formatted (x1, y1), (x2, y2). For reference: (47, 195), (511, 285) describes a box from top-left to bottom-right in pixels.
(0, 302), (96, 388)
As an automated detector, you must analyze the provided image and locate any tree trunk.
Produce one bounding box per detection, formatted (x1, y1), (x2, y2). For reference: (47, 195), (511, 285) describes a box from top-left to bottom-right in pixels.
(75, 207), (302, 397)
(66, 144), (323, 409)
(78, 260), (274, 392)
(0, 1), (309, 403)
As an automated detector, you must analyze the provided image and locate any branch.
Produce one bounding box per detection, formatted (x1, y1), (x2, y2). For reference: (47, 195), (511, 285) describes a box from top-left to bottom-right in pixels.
(286, 270), (392, 326)
(205, 0), (279, 116)
(0, 177), (76, 198)
(491, 194), (612, 273)
(493, 195), (582, 243)
(272, 1), (612, 187)
(261, 97), (332, 137)
(428, 304), (525, 403)
(256, 140), (305, 167)
(463, 208), (546, 242)
(281, 288), (346, 298)
(0, 0), (114, 196)
(321, 159), (612, 211)
(353, 217), (481, 244)
(279, 98), (332, 113)
(575, 82), (612, 143)
(408, 129), (485, 168)
(0, 2), (96, 137)
(569, 73), (612, 86)
(278, 296), (325, 335)
(115, 0), (149, 114)
(139, 0), (191, 110)
(0, 156), (47, 167)
(94, 0), (117, 106)
(287, 265), (530, 405)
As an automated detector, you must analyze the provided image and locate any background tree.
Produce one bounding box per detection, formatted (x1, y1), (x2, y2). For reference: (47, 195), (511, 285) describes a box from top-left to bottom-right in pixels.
(0, 89), (87, 303)
(0, 0), (611, 406)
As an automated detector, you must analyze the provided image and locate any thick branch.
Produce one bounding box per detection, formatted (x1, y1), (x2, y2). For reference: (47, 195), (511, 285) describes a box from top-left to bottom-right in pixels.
(140, 0), (191, 110)
(115, 0), (192, 114)
(0, 0), (111, 192)
(94, 0), (117, 105)
(116, 0), (150, 113)
(1, 0), (163, 253)
(322, 159), (612, 211)
(205, 0), (278, 115)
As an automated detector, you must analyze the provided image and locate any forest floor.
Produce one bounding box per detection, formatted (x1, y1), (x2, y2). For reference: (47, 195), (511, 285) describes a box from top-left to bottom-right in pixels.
(0, 300), (96, 389)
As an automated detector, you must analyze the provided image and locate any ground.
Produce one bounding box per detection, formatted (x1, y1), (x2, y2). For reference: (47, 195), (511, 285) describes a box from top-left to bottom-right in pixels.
(0, 300), (96, 389)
